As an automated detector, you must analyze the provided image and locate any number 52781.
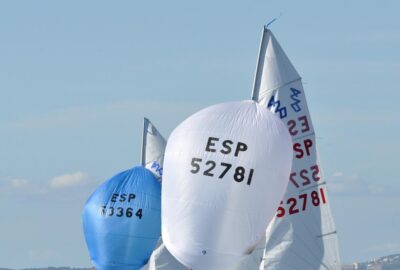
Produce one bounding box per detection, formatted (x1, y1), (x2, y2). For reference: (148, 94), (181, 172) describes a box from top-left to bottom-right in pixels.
(190, 157), (254, 185)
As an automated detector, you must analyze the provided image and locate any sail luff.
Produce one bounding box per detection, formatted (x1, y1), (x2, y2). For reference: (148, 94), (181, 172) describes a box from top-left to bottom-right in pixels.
(141, 117), (149, 166)
(141, 118), (167, 180)
(252, 26), (268, 101)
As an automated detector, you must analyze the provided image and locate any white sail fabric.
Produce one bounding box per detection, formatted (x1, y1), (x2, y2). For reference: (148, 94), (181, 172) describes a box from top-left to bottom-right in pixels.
(253, 27), (341, 270)
(227, 235), (266, 270)
(139, 119), (188, 270)
(162, 101), (293, 270)
(141, 117), (166, 180)
(145, 242), (190, 270)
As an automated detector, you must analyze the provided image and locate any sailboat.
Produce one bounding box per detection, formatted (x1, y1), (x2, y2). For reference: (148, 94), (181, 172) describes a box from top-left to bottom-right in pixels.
(142, 25), (341, 270)
(82, 117), (164, 270)
(252, 26), (341, 270)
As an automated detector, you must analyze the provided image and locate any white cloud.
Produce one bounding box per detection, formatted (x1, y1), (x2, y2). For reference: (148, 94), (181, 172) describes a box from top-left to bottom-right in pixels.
(0, 178), (29, 191)
(328, 171), (367, 195)
(9, 178), (29, 188)
(0, 178), (49, 196)
(1, 171), (96, 197)
(328, 171), (399, 197)
(49, 171), (91, 189)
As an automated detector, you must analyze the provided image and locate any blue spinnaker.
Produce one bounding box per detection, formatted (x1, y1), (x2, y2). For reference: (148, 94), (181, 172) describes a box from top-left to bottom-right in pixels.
(83, 166), (161, 270)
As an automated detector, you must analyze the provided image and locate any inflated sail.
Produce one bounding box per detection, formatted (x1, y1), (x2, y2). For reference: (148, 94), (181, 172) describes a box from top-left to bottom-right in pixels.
(82, 166), (161, 270)
(252, 27), (341, 270)
(142, 117), (166, 180)
(162, 101), (293, 270)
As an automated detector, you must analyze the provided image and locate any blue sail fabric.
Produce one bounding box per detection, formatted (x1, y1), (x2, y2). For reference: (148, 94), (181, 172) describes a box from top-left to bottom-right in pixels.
(82, 166), (161, 270)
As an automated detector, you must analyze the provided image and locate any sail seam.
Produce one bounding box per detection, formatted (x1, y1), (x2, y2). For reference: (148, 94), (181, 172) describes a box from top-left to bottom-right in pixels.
(258, 77), (302, 100)
(300, 181), (327, 192)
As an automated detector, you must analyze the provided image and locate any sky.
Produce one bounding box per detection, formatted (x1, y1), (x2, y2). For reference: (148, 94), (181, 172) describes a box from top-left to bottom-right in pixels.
(0, 0), (399, 268)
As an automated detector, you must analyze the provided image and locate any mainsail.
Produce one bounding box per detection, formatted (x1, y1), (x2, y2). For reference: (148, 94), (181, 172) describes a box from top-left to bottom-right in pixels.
(140, 118), (188, 270)
(141, 117), (166, 180)
(141, 26), (341, 270)
(252, 27), (341, 270)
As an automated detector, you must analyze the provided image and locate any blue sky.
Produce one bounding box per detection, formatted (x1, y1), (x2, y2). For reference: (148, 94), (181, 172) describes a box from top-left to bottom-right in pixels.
(1, 0), (399, 268)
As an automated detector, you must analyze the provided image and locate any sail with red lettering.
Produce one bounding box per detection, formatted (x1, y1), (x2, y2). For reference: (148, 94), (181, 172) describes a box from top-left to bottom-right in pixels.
(252, 27), (341, 270)
(162, 101), (293, 270)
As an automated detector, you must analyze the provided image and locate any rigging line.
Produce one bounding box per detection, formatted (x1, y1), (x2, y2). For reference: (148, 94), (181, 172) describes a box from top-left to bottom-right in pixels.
(317, 231), (338, 238)
(265, 13), (283, 28)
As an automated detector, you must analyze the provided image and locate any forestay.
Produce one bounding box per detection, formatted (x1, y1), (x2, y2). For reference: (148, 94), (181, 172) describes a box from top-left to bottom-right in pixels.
(162, 101), (293, 270)
(252, 27), (341, 270)
(142, 117), (166, 180)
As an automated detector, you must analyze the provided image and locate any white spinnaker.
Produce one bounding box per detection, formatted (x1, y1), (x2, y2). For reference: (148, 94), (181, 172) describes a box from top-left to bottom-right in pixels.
(253, 27), (341, 270)
(162, 101), (293, 270)
(140, 118), (188, 270)
(142, 117), (167, 180)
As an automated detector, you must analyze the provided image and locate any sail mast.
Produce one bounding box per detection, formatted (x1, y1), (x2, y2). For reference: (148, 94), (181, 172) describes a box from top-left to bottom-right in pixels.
(141, 117), (148, 166)
(252, 26), (268, 101)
